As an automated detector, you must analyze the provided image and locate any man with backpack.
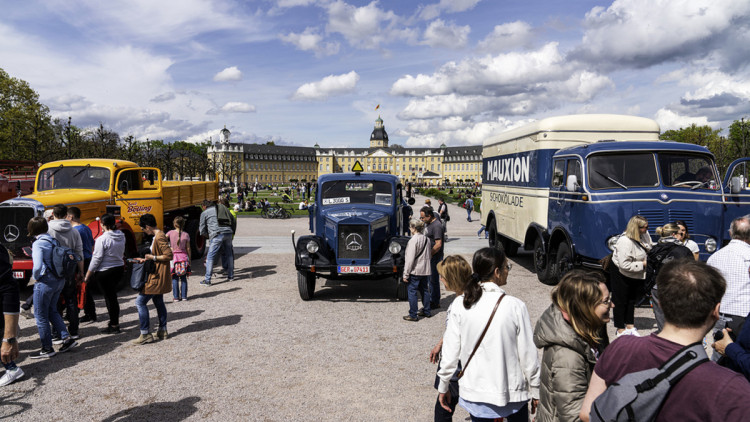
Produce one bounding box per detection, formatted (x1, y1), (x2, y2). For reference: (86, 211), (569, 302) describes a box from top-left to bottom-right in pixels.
(199, 199), (234, 286)
(47, 204), (84, 341)
(580, 260), (750, 421)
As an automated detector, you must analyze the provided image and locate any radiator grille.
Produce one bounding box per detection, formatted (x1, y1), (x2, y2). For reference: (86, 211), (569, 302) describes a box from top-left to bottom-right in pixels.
(338, 225), (370, 260)
(0, 207), (35, 256)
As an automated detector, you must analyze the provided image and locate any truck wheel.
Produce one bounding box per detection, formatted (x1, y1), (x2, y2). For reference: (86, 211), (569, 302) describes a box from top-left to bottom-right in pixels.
(555, 241), (573, 283)
(488, 222), (504, 252)
(396, 278), (408, 301)
(185, 219), (206, 258)
(534, 237), (555, 285)
(298, 271), (315, 300)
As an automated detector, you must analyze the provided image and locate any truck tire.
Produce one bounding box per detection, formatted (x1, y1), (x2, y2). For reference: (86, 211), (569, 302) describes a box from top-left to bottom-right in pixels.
(488, 222), (504, 252)
(554, 241), (573, 283)
(534, 237), (555, 285)
(185, 219), (206, 258)
(298, 271), (315, 300)
(396, 278), (408, 301)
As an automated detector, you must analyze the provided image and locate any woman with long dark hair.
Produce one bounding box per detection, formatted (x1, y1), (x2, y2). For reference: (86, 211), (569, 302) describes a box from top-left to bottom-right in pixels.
(437, 247), (540, 422)
(84, 213), (126, 334)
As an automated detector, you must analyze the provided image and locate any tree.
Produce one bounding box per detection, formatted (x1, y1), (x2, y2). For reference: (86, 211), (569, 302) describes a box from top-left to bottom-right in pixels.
(0, 68), (55, 162)
(660, 123), (736, 173)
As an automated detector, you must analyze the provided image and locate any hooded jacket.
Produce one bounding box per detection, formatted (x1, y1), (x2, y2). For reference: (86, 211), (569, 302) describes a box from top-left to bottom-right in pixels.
(533, 303), (598, 422)
(47, 218), (83, 260)
(89, 230), (126, 273)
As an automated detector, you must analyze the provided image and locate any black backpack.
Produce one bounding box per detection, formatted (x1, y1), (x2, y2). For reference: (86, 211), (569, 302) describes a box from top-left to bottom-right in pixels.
(590, 342), (708, 422)
(644, 242), (693, 292)
(41, 237), (80, 280)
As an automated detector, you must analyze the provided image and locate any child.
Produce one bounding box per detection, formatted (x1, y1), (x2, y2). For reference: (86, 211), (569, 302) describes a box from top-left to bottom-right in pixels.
(167, 216), (191, 301)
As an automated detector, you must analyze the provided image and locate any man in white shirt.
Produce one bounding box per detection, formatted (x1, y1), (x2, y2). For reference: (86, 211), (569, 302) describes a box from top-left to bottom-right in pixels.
(707, 215), (750, 347)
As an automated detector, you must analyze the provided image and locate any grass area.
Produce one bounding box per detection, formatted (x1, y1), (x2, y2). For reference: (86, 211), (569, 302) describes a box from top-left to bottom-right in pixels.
(420, 187), (482, 209)
(227, 189), (314, 217)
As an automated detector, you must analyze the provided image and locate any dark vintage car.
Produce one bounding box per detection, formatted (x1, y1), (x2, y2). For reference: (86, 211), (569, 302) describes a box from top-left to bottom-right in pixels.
(293, 171), (414, 300)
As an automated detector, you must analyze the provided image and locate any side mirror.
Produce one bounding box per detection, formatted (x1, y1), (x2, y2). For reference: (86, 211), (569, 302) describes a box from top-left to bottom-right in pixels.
(731, 177), (742, 194)
(566, 174), (579, 192)
(119, 180), (129, 195)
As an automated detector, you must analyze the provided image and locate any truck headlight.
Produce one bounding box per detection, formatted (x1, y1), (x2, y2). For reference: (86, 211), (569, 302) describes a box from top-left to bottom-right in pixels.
(388, 242), (402, 255)
(306, 240), (319, 254)
(606, 235), (620, 251)
(705, 237), (717, 253)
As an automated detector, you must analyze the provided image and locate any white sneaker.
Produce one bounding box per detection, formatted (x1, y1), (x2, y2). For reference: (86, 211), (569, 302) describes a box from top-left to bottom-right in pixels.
(616, 328), (632, 338)
(630, 328), (641, 337)
(0, 367), (24, 386)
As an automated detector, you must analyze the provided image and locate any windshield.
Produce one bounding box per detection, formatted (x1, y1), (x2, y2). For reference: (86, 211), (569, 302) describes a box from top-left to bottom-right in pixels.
(588, 153), (658, 190)
(658, 153), (719, 190)
(321, 180), (393, 206)
(37, 166), (111, 191)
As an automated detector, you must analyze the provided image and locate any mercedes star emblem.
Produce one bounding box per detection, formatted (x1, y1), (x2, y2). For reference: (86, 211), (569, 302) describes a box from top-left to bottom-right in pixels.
(345, 233), (363, 251)
(3, 224), (19, 242)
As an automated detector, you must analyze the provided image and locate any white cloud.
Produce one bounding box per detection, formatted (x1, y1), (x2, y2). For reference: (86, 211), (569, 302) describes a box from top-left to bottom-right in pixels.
(419, 0), (482, 20)
(292, 71), (360, 100)
(421, 19), (470, 49)
(325, 1), (418, 49)
(477, 21), (533, 53)
(280, 27), (340, 56)
(655, 109), (710, 132)
(151, 92), (176, 103)
(221, 102), (256, 113)
(213, 66), (243, 82)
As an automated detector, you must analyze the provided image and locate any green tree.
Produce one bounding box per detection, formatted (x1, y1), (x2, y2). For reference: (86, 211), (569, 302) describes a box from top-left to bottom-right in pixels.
(660, 123), (737, 173)
(0, 68), (55, 162)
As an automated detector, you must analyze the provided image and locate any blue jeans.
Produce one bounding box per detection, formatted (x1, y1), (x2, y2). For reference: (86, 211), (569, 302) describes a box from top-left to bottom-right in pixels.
(205, 233), (234, 283)
(466, 208), (472, 221)
(33, 279), (69, 349)
(429, 252), (443, 306)
(135, 294), (167, 334)
(172, 275), (188, 300)
(477, 225), (488, 238)
(407, 275), (430, 318)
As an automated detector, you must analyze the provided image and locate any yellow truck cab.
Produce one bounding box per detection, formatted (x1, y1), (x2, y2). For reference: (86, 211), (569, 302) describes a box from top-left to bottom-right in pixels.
(0, 158), (218, 287)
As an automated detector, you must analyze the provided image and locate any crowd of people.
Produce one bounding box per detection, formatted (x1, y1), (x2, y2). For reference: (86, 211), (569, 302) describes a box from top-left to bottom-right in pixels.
(0, 199), (237, 386)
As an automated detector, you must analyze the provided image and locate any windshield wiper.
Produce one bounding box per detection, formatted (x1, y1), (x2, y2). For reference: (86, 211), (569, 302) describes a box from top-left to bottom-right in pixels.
(72, 164), (90, 178)
(46, 164), (64, 179)
(595, 170), (628, 190)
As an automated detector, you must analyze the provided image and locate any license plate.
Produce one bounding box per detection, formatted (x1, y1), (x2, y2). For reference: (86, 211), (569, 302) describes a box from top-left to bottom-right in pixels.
(338, 266), (370, 274)
(12, 271), (24, 280)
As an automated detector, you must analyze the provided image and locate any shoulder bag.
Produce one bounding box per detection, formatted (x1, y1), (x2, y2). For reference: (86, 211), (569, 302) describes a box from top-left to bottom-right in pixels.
(457, 293), (506, 379)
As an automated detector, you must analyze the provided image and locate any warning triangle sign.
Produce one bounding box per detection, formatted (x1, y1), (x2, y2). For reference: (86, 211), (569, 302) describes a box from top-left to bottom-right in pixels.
(352, 160), (364, 173)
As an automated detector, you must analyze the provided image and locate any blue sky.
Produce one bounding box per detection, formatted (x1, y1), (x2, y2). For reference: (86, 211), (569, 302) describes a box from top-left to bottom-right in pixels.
(2, 0), (749, 148)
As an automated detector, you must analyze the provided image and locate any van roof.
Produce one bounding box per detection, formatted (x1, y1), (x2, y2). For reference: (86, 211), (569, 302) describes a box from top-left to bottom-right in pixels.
(557, 140), (713, 157)
(483, 114), (660, 147)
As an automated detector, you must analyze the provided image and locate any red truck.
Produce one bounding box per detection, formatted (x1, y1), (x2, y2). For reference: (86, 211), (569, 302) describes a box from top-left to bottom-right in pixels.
(0, 161), (36, 202)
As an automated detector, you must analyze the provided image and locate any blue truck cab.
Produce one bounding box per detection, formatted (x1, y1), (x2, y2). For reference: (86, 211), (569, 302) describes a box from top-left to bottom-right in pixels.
(293, 170), (412, 300)
(481, 114), (744, 285)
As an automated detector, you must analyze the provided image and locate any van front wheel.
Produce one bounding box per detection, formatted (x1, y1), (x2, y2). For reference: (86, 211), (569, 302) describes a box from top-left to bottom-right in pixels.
(534, 237), (555, 285)
(554, 241), (573, 283)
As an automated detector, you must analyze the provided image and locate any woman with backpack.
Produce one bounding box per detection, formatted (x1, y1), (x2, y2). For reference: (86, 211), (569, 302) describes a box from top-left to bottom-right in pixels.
(84, 213), (126, 334)
(533, 270), (613, 422)
(167, 216), (191, 302)
(649, 223), (694, 332)
(610, 215), (653, 338)
(437, 247), (540, 422)
(28, 216), (78, 358)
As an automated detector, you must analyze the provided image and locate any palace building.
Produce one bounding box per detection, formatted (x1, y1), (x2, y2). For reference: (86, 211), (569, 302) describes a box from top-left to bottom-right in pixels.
(207, 117), (482, 186)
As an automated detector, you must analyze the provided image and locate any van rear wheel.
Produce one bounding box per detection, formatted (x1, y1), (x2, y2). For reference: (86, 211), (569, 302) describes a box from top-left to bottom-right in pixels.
(534, 237), (555, 285)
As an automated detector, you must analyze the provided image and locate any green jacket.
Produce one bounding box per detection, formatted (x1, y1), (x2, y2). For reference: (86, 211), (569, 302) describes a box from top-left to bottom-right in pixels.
(533, 304), (598, 422)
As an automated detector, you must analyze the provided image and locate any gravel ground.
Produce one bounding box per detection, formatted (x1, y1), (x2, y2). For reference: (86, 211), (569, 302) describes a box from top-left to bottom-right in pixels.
(2, 195), (659, 421)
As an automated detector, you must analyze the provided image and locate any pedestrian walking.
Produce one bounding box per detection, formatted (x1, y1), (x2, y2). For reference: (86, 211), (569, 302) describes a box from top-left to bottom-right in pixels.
(402, 218), (431, 322)
(465, 196), (474, 222)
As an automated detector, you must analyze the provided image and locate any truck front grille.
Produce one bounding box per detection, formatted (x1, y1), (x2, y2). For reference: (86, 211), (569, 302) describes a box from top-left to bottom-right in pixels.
(338, 224), (370, 260)
(0, 207), (35, 256)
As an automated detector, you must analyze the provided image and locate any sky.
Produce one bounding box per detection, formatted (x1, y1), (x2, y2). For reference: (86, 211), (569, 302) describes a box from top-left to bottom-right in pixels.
(1, 0), (749, 149)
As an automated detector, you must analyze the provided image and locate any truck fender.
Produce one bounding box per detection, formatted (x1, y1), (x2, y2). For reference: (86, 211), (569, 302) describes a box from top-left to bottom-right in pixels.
(549, 227), (576, 261)
(524, 223), (549, 252)
(295, 235), (332, 268)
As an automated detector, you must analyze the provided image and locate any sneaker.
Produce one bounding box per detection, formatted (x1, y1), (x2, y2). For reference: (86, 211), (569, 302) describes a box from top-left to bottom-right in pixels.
(616, 328), (637, 338)
(402, 315), (419, 322)
(172, 298), (180, 302)
(181, 297), (188, 301)
(200, 281), (211, 287)
(58, 337), (79, 353)
(156, 329), (169, 340)
(79, 315), (97, 323)
(630, 328), (641, 337)
(30, 348), (56, 359)
(417, 310), (432, 318)
(226, 277), (234, 282)
(52, 337), (63, 345)
(101, 325), (121, 334)
(20, 309), (34, 320)
(132, 333), (154, 345)
(71, 334), (80, 340)
(0, 367), (24, 386)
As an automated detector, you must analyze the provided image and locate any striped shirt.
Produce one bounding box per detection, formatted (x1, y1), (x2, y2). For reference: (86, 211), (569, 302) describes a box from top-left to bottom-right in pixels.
(707, 239), (750, 317)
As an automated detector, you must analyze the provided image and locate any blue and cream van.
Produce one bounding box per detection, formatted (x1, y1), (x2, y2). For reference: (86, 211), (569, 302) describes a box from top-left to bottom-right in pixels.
(481, 114), (742, 285)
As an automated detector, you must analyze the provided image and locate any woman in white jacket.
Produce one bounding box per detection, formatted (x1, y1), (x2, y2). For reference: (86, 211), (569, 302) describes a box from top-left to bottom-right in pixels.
(610, 214), (652, 337)
(83, 214), (126, 334)
(437, 247), (540, 422)
(402, 218), (431, 321)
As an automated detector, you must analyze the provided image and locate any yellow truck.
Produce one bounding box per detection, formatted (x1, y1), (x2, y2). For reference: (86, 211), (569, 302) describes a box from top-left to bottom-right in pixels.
(0, 158), (218, 287)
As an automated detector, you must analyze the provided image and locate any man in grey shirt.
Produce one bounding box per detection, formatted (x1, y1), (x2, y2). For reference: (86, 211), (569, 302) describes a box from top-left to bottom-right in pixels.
(47, 204), (84, 340)
(420, 206), (444, 309)
(199, 200), (234, 286)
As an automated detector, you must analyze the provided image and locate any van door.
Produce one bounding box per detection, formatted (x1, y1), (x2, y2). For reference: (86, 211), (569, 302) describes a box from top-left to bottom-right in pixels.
(548, 158), (567, 230)
(722, 158), (750, 245)
(114, 168), (164, 236)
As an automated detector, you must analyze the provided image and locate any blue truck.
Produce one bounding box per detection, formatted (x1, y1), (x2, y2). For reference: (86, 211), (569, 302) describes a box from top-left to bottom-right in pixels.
(293, 170), (413, 300)
(481, 114), (749, 285)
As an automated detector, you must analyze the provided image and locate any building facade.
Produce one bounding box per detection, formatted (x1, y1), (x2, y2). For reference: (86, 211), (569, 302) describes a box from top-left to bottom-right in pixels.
(208, 117), (482, 186)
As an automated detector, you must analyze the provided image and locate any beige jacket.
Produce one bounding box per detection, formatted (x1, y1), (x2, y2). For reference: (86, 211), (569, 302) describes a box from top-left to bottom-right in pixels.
(403, 233), (431, 277)
(612, 233), (652, 279)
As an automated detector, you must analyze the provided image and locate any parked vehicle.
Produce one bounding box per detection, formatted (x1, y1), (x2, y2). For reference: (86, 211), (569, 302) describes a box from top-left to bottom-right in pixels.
(481, 114), (735, 285)
(293, 168), (412, 300)
(261, 203), (291, 219)
(0, 160), (36, 202)
(0, 159), (218, 288)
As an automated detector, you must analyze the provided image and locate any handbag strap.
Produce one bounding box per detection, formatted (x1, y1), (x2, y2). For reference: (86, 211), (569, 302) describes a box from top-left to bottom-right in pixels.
(457, 293), (506, 379)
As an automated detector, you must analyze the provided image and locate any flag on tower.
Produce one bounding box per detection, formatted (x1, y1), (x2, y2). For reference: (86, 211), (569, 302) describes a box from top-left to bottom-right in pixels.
(375, 104), (380, 110)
